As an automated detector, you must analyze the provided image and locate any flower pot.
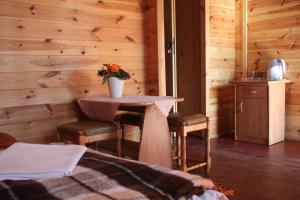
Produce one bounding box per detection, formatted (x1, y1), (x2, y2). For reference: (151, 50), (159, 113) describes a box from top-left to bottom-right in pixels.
(107, 77), (124, 98)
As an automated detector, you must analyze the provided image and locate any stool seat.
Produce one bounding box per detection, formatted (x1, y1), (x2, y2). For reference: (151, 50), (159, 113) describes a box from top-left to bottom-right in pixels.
(168, 113), (207, 127)
(58, 120), (117, 137)
(57, 120), (121, 156)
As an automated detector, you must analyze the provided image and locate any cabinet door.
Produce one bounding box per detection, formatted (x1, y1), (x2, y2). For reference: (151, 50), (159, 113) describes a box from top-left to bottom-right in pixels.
(236, 98), (268, 139)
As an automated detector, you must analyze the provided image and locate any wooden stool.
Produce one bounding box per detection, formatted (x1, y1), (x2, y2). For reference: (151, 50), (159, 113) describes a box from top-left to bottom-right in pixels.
(167, 113), (211, 172)
(118, 112), (144, 158)
(57, 120), (121, 156)
(0, 133), (17, 149)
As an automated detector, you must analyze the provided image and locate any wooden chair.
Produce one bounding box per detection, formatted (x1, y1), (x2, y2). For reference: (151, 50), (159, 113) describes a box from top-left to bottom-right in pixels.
(57, 120), (121, 156)
(167, 113), (211, 172)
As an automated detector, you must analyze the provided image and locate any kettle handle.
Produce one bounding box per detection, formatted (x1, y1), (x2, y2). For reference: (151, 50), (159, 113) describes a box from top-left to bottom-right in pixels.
(278, 59), (286, 73)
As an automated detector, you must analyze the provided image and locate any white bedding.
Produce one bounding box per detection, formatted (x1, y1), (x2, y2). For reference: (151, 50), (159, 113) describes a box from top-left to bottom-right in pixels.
(0, 143), (86, 180)
(192, 190), (229, 200)
(0, 145), (228, 200)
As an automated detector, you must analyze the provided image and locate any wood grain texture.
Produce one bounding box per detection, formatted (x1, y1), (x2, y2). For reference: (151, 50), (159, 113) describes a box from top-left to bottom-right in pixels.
(144, 0), (159, 95)
(236, 94), (269, 144)
(247, 0), (300, 140)
(0, 0), (149, 143)
(194, 136), (300, 200)
(208, 0), (236, 137)
(139, 105), (172, 168)
(0, 103), (78, 126)
(176, 0), (202, 115)
(269, 83), (286, 145)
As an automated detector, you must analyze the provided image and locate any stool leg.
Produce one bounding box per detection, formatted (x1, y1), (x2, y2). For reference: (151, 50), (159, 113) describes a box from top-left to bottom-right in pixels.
(121, 124), (125, 157)
(170, 132), (175, 157)
(176, 132), (181, 167)
(204, 124), (211, 173)
(180, 127), (187, 172)
(138, 125), (142, 142)
(93, 142), (98, 150)
(116, 129), (122, 157)
(121, 124), (125, 140)
(77, 135), (86, 146)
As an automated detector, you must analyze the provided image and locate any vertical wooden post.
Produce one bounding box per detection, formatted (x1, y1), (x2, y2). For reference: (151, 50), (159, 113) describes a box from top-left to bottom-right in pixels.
(205, 118), (211, 173)
(205, 0), (210, 117)
(116, 129), (122, 157)
(242, 0), (248, 77)
(157, 0), (166, 96)
(180, 126), (187, 172)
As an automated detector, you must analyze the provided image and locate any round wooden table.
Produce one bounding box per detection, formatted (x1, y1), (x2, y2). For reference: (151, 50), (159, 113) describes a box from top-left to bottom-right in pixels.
(0, 133), (17, 149)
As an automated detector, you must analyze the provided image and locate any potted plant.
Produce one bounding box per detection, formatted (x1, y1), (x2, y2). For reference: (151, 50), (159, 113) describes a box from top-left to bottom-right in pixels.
(98, 64), (130, 98)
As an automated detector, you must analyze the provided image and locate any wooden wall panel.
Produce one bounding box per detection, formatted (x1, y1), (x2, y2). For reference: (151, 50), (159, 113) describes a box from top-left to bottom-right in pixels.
(143, 0), (159, 95)
(208, 0), (236, 137)
(0, 1), (143, 29)
(0, 55), (144, 72)
(0, 0), (147, 143)
(0, 18), (144, 43)
(0, 38), (144, 56)
(0, 103), (78, 126)
(247, 0), (300, 141)
(235, 0), (244, 78)
(0, 70), (145, 90)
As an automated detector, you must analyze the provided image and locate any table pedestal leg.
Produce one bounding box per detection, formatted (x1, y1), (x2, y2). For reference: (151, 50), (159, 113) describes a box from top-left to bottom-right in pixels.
(138, 105), (172, 168)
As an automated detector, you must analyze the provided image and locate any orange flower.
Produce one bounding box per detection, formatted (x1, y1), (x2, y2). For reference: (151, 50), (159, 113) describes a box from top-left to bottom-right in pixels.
(107, 64), (120, 73)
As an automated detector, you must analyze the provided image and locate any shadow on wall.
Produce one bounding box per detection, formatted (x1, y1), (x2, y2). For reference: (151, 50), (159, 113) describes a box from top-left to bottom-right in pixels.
(215, 85), (235, 137)
(142, 0), (159, 95)
(67, 70), (104, 98)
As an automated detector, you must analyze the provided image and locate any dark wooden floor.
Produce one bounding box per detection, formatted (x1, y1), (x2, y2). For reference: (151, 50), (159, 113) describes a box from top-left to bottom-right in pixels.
(189, 135), (300, 200)
(97, 135), (300, 200)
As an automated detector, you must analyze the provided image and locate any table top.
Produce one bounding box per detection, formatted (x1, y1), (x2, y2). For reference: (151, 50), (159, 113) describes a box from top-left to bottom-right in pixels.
(79, 95), (180, 106)
(78, 95), (184, 121)
(230, 79), (291, 85)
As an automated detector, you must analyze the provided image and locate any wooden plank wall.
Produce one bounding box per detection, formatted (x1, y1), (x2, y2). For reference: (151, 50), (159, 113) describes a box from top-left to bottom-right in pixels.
(235, 0), (244, 79)
(0, 0), (149, 143)
(247, 0), (300, 141)
(208, 0), (236, 137)
(143, 0), (159, 95)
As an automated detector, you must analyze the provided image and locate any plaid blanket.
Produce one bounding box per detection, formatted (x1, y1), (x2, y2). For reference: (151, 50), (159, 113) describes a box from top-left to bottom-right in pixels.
(0, 150), (214, 200)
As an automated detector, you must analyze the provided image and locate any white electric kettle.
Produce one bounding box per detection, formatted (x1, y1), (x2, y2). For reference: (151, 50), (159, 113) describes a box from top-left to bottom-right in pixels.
(268, 59), (286, 80)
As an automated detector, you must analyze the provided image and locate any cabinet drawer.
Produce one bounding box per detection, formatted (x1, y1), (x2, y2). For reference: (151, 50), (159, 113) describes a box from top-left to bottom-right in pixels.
(237, 85), (267, 99)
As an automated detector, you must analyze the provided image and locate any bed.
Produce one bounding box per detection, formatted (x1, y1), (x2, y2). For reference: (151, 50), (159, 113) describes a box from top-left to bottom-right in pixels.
(0, 148), (228, 200)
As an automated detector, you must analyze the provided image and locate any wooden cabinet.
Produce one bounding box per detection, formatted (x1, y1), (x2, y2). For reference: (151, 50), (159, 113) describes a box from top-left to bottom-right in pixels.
(231, 80), (290, 145)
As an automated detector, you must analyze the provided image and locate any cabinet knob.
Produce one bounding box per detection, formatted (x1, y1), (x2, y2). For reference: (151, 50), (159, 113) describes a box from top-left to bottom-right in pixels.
(250, 90), (257, 94)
